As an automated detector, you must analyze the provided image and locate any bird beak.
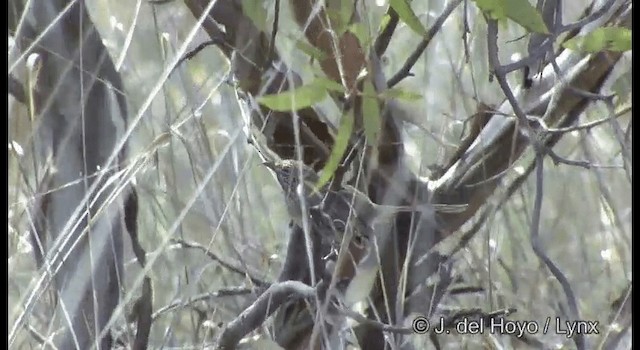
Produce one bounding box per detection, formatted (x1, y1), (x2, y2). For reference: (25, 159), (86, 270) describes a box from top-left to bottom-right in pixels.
(262, 161), (276, 170)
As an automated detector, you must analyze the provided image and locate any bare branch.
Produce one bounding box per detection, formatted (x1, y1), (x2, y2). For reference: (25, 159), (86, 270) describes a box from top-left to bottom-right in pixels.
(152, 286), (257, 321)
(539, 107), (628, 134)
(170, 239), (269, 287)
(497, 0), (621, 76)
(340, 307), (414, 335)
(486, 20), (530, 128)
(529, 151), (584, 350)
(215, 281), (316, 350)
(172, 35), (228, 75)
(387, 0), (463, 87)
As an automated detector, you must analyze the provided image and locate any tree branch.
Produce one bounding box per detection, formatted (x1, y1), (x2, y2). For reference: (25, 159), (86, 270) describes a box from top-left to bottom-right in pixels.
(387, 0), (463, 87)
(170, 238), (269, 287)
(374, 7), (399, 57)
(215, 281), (317, 350)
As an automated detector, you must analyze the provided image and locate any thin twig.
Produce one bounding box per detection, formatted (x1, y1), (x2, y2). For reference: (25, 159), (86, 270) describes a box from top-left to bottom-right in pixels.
(265, 0), (280, 69)
(171, 36), (227, 75)
(24, 324), (58, 349)
(537, 107), (629, 134)
(579, 134), (631, 247)
(544, 147), (591, 169)
(215, 281), (316, 350)
(495, 0), (620, 76)
(599, 283), (632, 349)
(387, 0), (463, 87)
(340, 307), (414, 334)
(529, 150), (584, 350)
(486, 20), (530, 128)
(152, 286), (258, 321)
(462, 0), (471, 64)
(449, 285), (484, 295)
(170, 239), (268, 287)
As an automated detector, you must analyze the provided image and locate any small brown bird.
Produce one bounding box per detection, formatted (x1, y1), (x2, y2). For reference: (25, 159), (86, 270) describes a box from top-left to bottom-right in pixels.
(264, 159), (468, 307)
(263, 159), (466, 245)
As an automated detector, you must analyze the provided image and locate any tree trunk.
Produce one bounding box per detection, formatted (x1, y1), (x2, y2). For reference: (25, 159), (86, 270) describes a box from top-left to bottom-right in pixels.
(11, 0), (134, 348)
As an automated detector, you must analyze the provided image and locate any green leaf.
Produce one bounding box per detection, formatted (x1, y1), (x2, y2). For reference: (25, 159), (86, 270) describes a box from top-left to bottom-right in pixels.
(339, 0), (355, 31)
(324, 0), (355, 36)
(504, 0), (549, 34)
(563, 27), (632, 53)
(295, 40), (328, 61)
(473, 0), (506, 20)
(362, 80), (381, 146)
(325, 0), (353, 34)
(258, 80), (330, 111)
(473, 0), (549, 34)
(348, 23), (371, 50)
(241, 0), (267, 32)
(390, 0), (427, 36)
(378, 13), (391, 33)
(316, 111), (354, 189)
(381, 88), (422, 101)
(313, 77), (345, 93)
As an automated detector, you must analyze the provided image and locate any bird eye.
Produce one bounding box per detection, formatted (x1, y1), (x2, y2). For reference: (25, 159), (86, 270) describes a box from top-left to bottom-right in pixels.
(332, 218), (346, 232)
(353, 234), (367, 248)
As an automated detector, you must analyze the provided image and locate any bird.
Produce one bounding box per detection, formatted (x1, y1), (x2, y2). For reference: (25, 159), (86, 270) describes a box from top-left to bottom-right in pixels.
(264, 159), (468, 330)
(262, 159), (466, 247)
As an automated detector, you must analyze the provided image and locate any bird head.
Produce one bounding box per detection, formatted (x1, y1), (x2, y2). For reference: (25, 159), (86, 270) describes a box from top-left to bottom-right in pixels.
(262, 159), (320, 194)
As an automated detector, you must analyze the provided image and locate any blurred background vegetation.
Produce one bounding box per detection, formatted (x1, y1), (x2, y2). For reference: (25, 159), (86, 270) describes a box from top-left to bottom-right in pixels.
(8, 0), (631, 348)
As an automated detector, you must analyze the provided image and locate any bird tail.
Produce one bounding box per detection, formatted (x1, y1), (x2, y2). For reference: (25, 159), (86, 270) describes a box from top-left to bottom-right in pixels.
(432, 203), (468, 213)
(373, 203), (467, 223)
(394, 203), (468, 214)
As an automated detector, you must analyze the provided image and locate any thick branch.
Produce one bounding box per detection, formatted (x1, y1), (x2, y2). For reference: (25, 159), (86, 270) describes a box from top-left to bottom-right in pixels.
(216, 281), (316, 350)
(184, 0), (334, 170)
(431, 0), (630, 233)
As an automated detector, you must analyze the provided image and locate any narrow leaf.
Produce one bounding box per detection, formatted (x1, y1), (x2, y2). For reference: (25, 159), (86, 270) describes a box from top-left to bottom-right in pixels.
(339, 0), (355, 31)
(295, 40), (328, 61)
(316, 111), (354, 189)
(313, 77), (345, 93)
(474, 0), (549, 34)
(390, 0), (427, 36)
(504, 0), (549, 34)
(348, 23), (371, 50)
(563, 27), (631, 53)
(325, 0), (353, 34)
(381, 88), (422, 101)
(258, 80), (329, 111)
(241, 0), (267, 32)
(378, 13), (392, 33)
(473, 0), (506, 20)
